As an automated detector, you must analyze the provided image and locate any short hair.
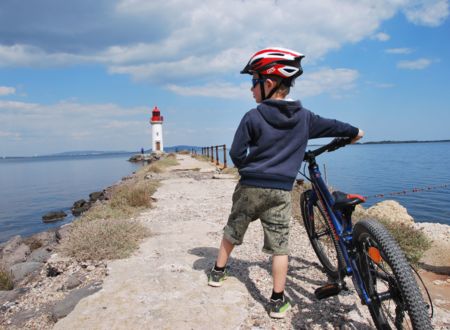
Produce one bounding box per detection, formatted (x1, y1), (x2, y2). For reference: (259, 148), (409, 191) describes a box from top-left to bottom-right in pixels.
(264, 74), (291, 96)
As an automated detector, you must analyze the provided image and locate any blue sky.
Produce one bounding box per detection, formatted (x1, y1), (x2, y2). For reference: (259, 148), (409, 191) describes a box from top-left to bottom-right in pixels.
(0, 0), (449, 156)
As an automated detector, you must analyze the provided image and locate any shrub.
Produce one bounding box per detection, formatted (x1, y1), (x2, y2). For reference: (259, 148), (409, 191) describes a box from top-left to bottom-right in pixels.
(0, 265), (13, 290)
(375, 218), (431, 265)
(60, 218), (150, 261)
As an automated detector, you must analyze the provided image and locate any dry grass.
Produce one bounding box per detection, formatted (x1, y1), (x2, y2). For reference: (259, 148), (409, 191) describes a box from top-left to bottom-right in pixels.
(371, 218), (431, 265)
(221, 167), (239, 176)
(0, 264), (14, 290)
(177, 150), (191, 155)
(60, 218), (150, 261)
(60, 162), (164, 260)
(80, 181), (159, 223)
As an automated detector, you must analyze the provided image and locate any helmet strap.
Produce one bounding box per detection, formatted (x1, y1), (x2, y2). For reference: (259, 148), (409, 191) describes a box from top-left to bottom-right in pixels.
(258, 73), (267, 101)
(265, 81), (280, 100)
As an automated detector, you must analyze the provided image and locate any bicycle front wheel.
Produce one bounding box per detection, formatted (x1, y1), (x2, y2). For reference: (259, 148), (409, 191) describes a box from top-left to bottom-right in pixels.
(353, 219), (432, 330)
(300, 190), (344, 279)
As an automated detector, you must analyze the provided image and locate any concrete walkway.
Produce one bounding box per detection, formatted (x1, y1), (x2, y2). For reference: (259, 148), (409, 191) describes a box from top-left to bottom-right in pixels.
(54, 155), (248, 329)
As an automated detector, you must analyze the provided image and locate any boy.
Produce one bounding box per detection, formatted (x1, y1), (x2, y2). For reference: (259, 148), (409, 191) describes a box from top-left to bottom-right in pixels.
(208, 47), (364, 318)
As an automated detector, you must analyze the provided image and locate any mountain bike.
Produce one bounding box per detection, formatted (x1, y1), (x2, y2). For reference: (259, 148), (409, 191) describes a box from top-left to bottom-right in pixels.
(299, 138), (432, 329)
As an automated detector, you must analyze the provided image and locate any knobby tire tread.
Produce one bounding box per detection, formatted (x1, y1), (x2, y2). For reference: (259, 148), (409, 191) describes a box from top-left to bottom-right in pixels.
(353, 219), (432, 330)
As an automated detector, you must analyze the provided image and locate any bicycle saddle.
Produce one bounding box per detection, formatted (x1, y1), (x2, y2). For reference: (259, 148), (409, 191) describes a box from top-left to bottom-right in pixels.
(332, 191), (366, 210)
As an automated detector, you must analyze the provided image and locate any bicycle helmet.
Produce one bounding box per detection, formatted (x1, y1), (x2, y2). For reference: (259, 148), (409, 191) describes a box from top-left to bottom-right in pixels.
(241, 47), (305, 100)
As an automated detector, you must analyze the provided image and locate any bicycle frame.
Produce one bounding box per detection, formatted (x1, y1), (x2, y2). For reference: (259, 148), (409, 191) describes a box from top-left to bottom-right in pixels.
(304, 151), (373, 306)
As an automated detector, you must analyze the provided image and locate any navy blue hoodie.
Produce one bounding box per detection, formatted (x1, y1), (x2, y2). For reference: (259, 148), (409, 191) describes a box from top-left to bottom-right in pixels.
(230, 99), (359, 191)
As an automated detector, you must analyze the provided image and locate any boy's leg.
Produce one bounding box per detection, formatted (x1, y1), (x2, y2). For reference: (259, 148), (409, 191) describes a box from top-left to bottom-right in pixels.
(216, 236), (235, 268)
(259, 189), (292, 318)
(209, 184), (254, 287)
(272, 255), (288, 293)
(208, 237), (235, 287)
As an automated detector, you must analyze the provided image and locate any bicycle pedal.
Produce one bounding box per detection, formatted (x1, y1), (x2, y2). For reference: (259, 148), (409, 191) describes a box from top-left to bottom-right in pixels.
(314, 283), (342, 300)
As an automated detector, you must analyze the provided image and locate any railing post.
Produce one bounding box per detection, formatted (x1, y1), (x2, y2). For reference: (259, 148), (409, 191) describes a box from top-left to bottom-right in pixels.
(210, 146), (213, 162)
(215, 146), (219, 165)
(223, 144), (227, 168)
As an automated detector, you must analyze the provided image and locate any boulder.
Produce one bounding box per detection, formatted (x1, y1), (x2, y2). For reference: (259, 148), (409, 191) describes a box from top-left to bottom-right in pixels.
(71, 199), (91, 216)
(55, 224), (72, 243)
(365, 200), (415, 225)
(64, 275), (82, 290)
(1, 235), (23, 254)
(1, 243), (30, 267)
(42, 211), (67, 223)
(9, 262), (43, 283)
(51, 283), (102, 321)
(27, 247), (52, 263)
(89, 191), (106, 203)
(26, 230), (57, 247)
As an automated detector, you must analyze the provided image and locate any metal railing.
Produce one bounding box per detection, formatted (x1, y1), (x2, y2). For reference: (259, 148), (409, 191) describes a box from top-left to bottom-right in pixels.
(201, 144), (227, 168)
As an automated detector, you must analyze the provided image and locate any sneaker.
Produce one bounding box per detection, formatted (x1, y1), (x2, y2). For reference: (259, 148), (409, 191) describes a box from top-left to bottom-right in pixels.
(269, 296), (292, 319)
(208, 267), (227, 287)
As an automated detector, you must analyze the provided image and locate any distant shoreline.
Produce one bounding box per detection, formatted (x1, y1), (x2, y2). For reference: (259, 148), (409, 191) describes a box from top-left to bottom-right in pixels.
(2, 140), (450, 159)
(359, 139), (450, 145)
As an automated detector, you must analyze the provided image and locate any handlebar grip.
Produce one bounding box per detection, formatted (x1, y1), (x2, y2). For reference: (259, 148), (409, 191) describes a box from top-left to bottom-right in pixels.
(327, 137), (352, 152)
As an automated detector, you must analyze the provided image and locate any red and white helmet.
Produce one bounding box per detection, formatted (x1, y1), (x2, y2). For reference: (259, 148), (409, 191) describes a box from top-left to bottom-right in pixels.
(241, 47), (305, 81)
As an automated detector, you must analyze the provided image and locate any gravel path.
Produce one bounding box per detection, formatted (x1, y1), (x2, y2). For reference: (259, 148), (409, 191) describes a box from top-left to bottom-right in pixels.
(53, 155), (447, 329)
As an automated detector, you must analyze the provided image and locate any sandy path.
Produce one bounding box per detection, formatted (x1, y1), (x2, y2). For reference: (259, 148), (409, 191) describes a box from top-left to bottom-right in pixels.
(54, 155), (449, 329)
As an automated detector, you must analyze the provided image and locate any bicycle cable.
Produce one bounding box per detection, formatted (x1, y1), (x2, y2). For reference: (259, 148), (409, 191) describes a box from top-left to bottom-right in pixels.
(410, 265), (434, 319)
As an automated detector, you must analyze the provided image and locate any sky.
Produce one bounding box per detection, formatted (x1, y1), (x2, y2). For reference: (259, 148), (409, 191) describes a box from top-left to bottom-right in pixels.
(0, 0), (449, 157)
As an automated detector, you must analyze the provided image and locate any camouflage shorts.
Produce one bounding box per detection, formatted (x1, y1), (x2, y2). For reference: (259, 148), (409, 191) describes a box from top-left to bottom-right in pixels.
(223, 183), (292, 255)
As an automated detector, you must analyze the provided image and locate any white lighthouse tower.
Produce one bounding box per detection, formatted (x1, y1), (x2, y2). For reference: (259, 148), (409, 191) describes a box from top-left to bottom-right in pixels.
(150, 106), (164, 152)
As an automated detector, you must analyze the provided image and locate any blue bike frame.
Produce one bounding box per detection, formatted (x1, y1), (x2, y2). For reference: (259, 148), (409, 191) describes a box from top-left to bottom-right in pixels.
(306, 160), (373, 305)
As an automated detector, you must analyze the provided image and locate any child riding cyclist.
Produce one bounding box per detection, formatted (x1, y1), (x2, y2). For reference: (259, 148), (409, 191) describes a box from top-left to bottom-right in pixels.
(209, 47), (364, 318)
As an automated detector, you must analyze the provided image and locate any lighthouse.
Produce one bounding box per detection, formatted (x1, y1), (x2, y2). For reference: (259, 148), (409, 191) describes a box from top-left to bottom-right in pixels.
(150, 106), (164, 152)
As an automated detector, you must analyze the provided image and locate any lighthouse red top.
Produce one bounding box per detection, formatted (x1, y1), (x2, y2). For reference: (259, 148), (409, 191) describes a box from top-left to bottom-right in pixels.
(150, 106), (164, 123)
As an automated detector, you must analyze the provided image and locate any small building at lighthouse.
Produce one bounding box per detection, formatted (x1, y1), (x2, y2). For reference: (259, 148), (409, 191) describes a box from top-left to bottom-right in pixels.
(150, 106), (164, 152)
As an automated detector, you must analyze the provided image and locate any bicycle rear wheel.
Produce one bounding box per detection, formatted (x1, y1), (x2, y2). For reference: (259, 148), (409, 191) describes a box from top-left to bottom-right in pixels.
(353, 219), (432, 330)
(300, 190), (344, 279)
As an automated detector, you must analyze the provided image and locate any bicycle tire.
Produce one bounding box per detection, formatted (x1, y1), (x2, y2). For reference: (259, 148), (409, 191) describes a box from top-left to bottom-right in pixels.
(353, 219), (432, 330)
(300, 190), (344, 279)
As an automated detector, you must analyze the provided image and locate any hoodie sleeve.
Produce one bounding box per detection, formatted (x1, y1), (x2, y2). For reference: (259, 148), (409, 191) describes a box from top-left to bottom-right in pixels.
(308, 112), (359, 139)
(229, 113), (253, 169)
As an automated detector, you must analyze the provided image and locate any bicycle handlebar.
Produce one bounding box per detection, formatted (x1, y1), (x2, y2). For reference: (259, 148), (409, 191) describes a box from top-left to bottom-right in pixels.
(304, 137), (353, 161)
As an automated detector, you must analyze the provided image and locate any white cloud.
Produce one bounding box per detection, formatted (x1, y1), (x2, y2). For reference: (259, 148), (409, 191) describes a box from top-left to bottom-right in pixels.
(385, 48), (414, 54)
(166, 82), (249, 99)
(0, 100), (152, 155)
(404, 0), (449, 26)
(372, 32), (391, 41)
(167, 68), (360, 100)
(297, 68), (359, 98)
(1, 0), (447, 83)
(0, 86), (16, 96)
(0, 130), (21, 138)
(397, 58), (432, 69)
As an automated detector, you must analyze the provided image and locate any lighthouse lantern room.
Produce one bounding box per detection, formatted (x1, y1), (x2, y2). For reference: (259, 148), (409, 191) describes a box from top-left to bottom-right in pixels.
(150, 106), (164, 152)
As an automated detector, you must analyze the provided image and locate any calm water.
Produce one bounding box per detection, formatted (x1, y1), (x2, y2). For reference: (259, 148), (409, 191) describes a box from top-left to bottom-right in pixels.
(1, 143), (449, 243)
(0, 154), (142, 243)
(303, 142), (450, 225)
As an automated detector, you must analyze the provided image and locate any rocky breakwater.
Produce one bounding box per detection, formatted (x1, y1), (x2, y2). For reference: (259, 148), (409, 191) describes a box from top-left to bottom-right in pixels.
(0, 223), (107, 328)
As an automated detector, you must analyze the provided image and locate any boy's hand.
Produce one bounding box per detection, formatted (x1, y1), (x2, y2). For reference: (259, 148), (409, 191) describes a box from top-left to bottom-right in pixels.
(351, 129), (364, 144)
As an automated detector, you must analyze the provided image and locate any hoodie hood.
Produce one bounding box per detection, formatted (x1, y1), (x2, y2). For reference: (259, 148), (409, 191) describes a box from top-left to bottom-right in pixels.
(257, 99), (303, 129)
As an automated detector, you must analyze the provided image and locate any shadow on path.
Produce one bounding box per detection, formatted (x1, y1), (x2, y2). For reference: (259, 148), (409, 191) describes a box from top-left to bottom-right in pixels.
(188, 247), (372, 329)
